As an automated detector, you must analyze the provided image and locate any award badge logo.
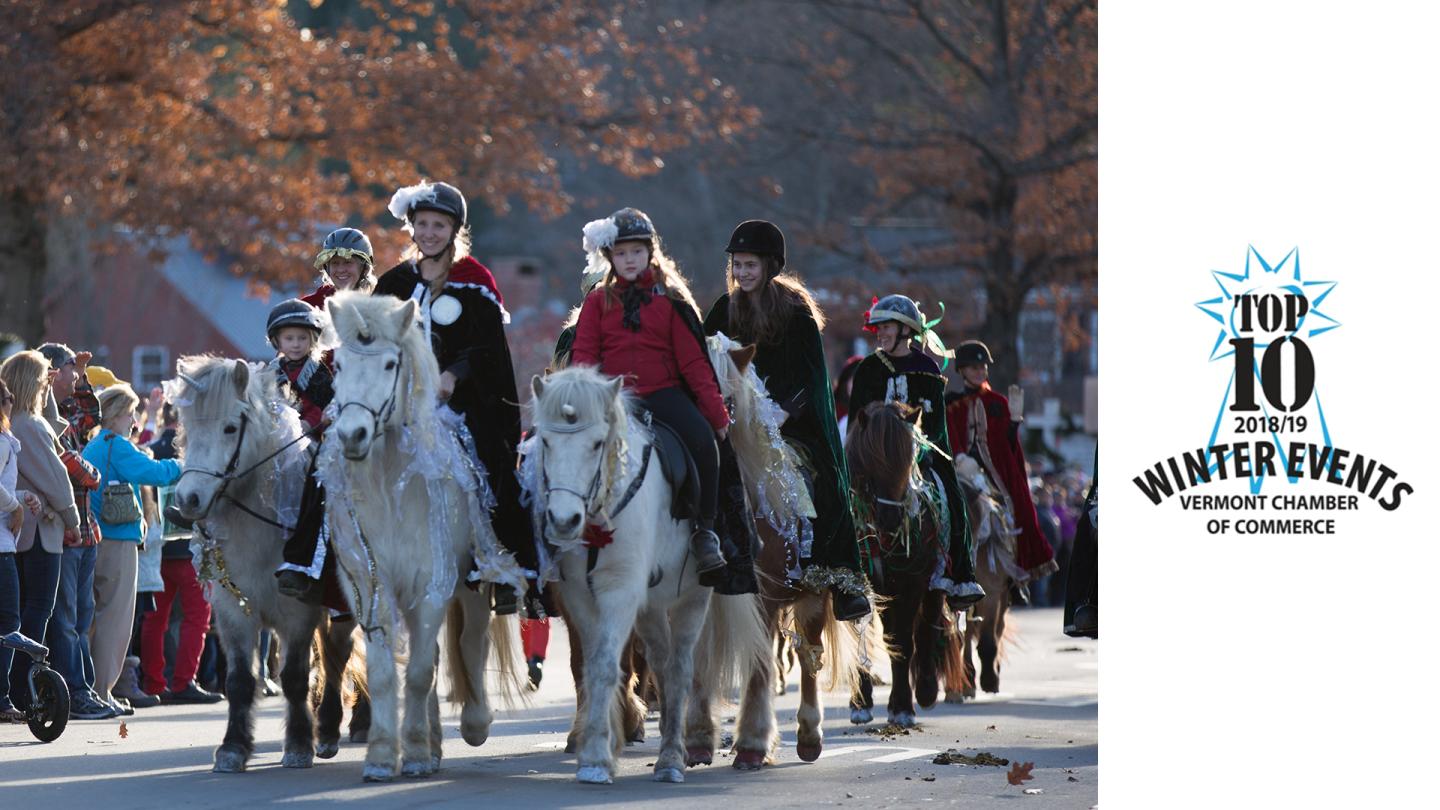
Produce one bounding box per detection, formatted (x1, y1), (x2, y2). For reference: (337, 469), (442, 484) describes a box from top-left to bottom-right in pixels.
(1132, 247), (1412, 537)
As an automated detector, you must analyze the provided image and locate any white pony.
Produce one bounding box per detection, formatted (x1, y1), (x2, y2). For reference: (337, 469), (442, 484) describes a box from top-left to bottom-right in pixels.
(319, 291), (522, 782)
(169, 356), (338, 772)
(528, 366), (768, 785)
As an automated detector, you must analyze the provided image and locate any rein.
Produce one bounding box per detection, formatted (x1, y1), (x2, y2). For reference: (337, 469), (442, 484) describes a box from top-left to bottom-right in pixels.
(177, 411), (310, 531)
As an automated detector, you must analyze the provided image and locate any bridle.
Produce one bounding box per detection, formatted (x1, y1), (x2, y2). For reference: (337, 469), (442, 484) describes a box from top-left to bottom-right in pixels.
(333, 344), (406, 443)
(177, 410), (310, 530)
(539, 419), (608, 518)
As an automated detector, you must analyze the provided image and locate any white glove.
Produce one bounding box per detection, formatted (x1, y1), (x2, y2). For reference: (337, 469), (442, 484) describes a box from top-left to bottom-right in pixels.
(1007, 384), (1025, 422)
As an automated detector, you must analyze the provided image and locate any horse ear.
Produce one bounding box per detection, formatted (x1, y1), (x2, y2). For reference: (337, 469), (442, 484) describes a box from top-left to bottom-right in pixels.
(730, 344), (756, 373)
(395, 299), (419, 332)
(606, 377), (623, 401)
(531, 375), (546, 399)
(231, 359), (249, 397)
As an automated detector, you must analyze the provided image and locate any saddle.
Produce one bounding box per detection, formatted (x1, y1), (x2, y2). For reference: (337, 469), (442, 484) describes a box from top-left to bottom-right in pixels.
(646, 413), (701, 521)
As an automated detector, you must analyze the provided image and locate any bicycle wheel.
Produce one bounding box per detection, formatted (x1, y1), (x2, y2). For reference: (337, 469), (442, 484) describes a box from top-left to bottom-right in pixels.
(27, 665), (70, 743)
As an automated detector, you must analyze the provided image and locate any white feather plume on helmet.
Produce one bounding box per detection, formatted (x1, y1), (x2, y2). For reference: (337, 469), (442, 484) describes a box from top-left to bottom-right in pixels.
(581, 217), (620, 288)
(387, 181), (439, 235)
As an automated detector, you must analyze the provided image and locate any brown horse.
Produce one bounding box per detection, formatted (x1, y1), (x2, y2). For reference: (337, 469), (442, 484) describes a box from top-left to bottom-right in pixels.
(680, 337), (861, 768)
(845, 401), (957, 727)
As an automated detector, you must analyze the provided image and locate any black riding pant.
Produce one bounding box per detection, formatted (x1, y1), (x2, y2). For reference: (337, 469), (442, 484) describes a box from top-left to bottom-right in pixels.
(642, 387), (718, 522)
(280, 454), (327, 578)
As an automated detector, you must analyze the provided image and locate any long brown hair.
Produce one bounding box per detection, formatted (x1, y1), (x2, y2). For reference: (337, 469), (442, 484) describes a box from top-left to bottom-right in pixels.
(726, 255), (826, 344)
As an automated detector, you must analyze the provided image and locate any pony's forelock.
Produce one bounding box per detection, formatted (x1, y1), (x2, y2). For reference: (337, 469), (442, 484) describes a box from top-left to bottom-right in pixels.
(327, 290), (438, 427)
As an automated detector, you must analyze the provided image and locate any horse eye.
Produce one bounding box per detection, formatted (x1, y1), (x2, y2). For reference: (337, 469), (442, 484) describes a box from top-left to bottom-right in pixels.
(541, 438), (549, 450)
(592, 441), (602, 452)
(223, 424), (238, 435)
(384, 360), (396, 371)
(333, 362), (342, 373)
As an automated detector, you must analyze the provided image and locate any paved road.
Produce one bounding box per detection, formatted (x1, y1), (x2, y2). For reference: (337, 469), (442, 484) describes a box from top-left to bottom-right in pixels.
(0, 607), (1096, 808)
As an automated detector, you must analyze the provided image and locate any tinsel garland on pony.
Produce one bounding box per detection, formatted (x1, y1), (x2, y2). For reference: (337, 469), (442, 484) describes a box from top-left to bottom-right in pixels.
(704, 296), (867, 598)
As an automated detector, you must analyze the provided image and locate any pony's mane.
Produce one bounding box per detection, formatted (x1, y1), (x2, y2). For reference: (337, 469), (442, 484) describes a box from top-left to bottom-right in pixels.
(171, 354), (278, 423)
(531, 365), (642, 523)
(324, 290), (439, 429)
(846, 401), (920, 497)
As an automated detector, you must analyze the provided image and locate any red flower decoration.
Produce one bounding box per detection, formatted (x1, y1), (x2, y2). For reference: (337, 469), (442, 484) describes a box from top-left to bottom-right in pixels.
(583, 523), (614, 549)
(861, 295), (880, 333)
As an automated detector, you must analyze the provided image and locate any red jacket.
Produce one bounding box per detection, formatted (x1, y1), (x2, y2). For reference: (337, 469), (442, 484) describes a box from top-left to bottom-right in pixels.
(571, 272), (728, 431)
(947, 382), (1056, 577)
(300, 284), (336, 309)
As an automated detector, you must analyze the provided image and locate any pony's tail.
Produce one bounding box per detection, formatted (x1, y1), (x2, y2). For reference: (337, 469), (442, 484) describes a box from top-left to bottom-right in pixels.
(695, 593), (771, 704)
(939, 604), (970, 694)
(310, 619), (369, 707)
(801, 592), (866, 695)
(854, 601), (897, 686)
(441, 598), (527, 710)
(488, 612), (527, 709)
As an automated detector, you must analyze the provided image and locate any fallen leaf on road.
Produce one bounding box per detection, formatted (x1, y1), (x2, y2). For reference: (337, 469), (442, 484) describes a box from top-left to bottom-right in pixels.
(986, 724), (997, 731)
(933, 749), (1008, 766)
(1068, 776), (1080, 782)
(1006, 761), (1035, 786)
(118, 722), (128, 739)
(921, 776), (936, 782)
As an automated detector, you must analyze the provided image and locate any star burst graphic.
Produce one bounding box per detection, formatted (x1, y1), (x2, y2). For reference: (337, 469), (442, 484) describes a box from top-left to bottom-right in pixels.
(1193, 247), (1339, 492)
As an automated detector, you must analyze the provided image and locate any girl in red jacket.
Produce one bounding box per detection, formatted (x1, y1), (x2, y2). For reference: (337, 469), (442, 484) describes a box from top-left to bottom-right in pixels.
(569, 208), (729, 576)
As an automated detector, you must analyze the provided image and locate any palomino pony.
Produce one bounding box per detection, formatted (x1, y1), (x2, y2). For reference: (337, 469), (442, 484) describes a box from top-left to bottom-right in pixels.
(319, 291), (520, 782)
(528, 366), (769, 785)
(845, 401), (957, 727)
(950, 455), (1025, 700)
(683, 335), (861, 767)
(169, 355), (362, 772)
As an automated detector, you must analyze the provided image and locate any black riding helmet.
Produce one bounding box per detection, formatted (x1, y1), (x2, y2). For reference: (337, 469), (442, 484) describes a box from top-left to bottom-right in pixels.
(725, 220), (786, 267)
(954, 340), (994, 367)
(389, 181), (467, 229)
(266, 299), (324, 348)
(609, 207), (656, 244)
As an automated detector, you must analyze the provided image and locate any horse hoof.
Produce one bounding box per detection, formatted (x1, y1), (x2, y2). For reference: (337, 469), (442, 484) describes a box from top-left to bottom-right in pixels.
(212, 749), (248, 774)
(461, 725), (489, 746)
(943, 691), (966, 705)
(850, 708), (873, 725)
(795, 742), (822, 763)
(316, 740), (340, 759)
(888, 711), (917, 728)
(564, 738), (578, 754)
(653, 766), (685, 783)
(734, 748), (767, 769)
(350, 729), (369, 744)
(576, 765), (613, 785)
(362, 763), (396, 782)
(627, 727), (645, 744)
(981, 673), (999, 693)
(401, 760), (433, 778)
(685, 746), (713, 767)
(281, 750), (314, 769)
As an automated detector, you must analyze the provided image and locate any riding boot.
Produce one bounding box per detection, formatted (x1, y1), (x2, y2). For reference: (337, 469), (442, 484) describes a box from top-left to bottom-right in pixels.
(492, 584), (519, 616)
(689, 520), (726, 575)
(830, 586), (872, 621)
(701, 437), (759, 595)
(277, 570), (324, 606)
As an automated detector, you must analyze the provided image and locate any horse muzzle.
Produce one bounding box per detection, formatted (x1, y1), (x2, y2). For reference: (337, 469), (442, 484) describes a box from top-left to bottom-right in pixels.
(173, 479), (217, 521)
(336, 423), (374, 461)
(545, 507), (583, 540)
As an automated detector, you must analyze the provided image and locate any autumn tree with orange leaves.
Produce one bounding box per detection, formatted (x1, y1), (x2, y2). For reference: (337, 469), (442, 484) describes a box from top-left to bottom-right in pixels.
(0, 0), (755, 343)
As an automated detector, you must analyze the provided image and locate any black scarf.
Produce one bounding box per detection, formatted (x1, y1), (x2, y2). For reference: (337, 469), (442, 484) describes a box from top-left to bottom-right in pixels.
(620, 280), (654, 332)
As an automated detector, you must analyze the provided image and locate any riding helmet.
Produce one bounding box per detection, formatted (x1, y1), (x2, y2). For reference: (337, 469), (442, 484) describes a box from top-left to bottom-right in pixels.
(864, 294), (926, 334)
(388, 180), (468, 228)
(266, 299), (325, 346)
(610, 207), (656, 244)
(313, 227), (374, 269)
(725, 220), (786, 267)
(954, 340), (994, 367)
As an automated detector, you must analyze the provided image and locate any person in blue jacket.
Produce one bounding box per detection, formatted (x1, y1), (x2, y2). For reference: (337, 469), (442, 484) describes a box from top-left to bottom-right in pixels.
(81, 385), (185, 713)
